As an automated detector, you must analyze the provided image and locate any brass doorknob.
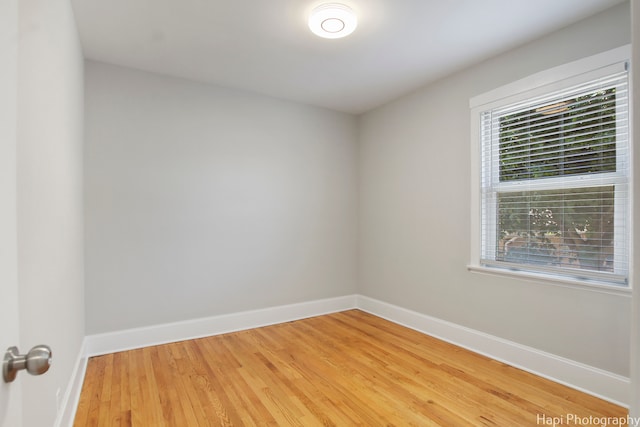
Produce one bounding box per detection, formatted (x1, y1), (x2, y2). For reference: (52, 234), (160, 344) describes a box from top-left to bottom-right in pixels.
(3, 345), (52, 383)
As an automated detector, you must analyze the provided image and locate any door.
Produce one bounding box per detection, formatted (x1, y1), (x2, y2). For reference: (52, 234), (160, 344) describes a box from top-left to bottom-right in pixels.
(0, 0), (22, 425)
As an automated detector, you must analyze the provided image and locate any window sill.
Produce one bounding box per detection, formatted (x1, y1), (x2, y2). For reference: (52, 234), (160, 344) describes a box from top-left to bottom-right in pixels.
(467, 264), (631, 297)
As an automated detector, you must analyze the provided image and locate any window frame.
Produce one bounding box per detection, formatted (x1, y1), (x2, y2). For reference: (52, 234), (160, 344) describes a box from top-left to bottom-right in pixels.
(468, 45), (632, 294)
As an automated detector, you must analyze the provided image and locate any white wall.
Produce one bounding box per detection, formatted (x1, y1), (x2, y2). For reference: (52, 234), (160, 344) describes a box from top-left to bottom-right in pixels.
(358, 2), (631, 376)
(630, 1), (640, 418)
(16, 0), (85, 426)
(84, 62), (358, 334)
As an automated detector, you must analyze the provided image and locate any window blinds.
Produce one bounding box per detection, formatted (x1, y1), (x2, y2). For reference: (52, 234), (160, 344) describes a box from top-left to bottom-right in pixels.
(479, 65), (629, 285)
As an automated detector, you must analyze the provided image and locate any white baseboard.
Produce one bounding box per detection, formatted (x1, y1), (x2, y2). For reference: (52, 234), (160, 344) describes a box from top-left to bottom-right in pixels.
(84, 295), (357, 357)
(54, 340), (88, 427)
(356, 295), (630, 407)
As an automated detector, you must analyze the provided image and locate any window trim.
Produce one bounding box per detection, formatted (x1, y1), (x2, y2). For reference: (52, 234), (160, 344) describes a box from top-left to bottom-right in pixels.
(469, 45), (632, 294)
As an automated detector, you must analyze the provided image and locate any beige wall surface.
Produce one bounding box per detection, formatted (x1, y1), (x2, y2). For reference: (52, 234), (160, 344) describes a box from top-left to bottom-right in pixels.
(358, 2), (631, 376)
(629, 0), (639, 418)
(84, 62), (358, 334)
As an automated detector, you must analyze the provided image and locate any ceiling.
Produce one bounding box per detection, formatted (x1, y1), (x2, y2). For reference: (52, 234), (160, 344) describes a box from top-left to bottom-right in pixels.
(71, 0), (626, 114)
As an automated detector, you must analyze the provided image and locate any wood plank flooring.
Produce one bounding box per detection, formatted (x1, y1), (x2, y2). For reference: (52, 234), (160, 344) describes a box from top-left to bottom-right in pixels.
(74, 310), (627, 426)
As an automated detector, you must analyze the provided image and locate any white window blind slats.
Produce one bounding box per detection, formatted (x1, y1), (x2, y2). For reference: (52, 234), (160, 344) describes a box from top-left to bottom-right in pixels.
(489, 68), (628, 116)
(480, 123), (629, 143)
(494, 85), (627, 119)
(497, 100), (622, 137)
(492, 117), (622, 146)
(481, 137), (631, 158)
(478, 62), (629, 286)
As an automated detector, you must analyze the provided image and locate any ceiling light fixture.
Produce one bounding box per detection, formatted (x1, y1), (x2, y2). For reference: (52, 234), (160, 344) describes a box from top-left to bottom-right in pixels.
(308, 3), (357, 39)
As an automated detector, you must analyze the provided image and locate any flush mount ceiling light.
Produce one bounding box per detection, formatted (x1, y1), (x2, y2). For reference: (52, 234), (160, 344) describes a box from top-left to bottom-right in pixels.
(308, 3), (357, 39)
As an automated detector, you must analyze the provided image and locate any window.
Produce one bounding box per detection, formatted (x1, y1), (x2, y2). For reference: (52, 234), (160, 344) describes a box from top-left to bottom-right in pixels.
(470, 47), (630, 289)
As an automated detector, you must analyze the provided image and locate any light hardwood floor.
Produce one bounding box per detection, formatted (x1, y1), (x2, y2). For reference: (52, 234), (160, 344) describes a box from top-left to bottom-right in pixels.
(74, 310), (626, 426)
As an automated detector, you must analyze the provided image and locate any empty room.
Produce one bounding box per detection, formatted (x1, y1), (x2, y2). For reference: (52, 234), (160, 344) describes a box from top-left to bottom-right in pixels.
(2, 0), (640, 426)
